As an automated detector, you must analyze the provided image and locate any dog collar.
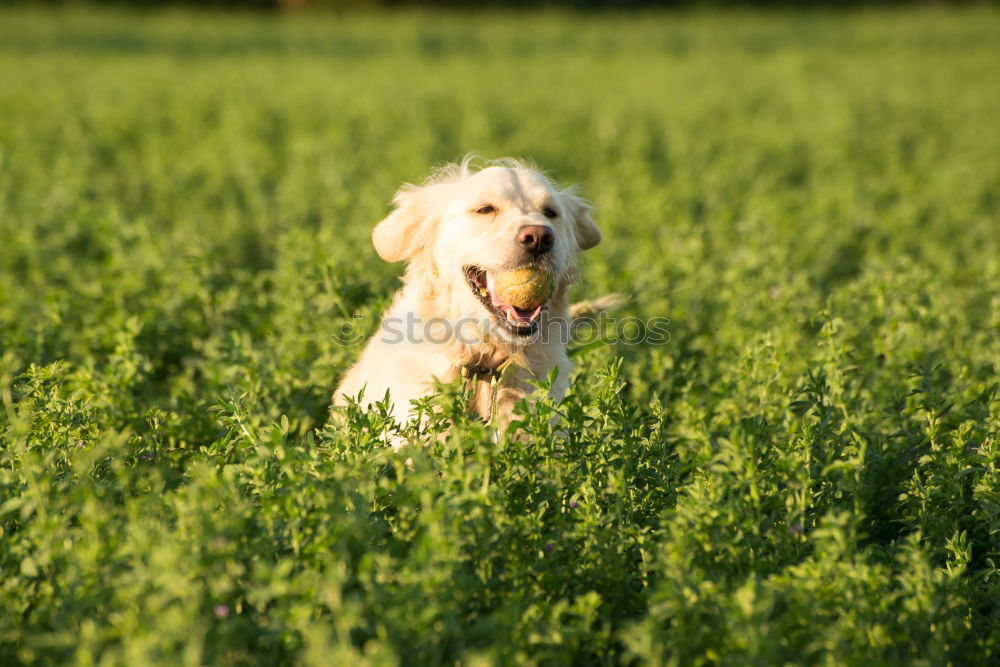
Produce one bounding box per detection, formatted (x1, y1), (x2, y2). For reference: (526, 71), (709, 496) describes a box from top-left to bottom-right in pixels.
(460, 364), (502, 381)
(455, 358), (516, 425)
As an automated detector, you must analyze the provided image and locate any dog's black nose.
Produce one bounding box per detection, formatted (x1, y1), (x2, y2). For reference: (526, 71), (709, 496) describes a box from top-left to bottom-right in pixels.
(518, 225), (554, 255)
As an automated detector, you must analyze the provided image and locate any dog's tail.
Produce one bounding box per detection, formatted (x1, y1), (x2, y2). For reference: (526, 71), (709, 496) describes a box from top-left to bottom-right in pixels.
(568, 293), (627, 321)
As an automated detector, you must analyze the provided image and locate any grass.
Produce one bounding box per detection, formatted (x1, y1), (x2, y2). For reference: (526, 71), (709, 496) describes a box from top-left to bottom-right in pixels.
(1, 5), (999, 664)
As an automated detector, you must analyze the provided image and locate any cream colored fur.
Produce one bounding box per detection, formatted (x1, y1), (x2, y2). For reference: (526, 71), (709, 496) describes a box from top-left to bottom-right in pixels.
(333, 158), (603, 446)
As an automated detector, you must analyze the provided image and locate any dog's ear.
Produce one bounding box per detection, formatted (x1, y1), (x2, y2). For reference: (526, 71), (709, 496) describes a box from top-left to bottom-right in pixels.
(560, 189), (602, 251)
(372, 184), (439, 263)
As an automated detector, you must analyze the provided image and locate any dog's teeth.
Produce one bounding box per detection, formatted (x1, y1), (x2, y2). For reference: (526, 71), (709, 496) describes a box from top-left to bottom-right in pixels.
(480, 288), (487, 297)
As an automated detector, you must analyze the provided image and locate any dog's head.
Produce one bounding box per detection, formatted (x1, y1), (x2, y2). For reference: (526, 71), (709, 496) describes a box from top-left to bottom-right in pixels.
(371, 159), (601, 345)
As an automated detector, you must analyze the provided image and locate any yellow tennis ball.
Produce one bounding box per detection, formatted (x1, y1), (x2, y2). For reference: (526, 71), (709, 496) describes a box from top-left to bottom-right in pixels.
(494, 268), (555, 309)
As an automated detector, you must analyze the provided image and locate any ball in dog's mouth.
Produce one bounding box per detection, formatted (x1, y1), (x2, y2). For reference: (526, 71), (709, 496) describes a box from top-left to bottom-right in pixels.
(464, 265), (554, 337)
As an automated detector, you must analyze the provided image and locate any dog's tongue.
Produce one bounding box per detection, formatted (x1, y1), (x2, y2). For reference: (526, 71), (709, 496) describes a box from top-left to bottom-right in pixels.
(486, 272), (543, 324)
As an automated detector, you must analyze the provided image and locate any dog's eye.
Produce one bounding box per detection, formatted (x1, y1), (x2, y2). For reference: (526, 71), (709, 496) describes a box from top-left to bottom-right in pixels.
(475, 205), (496, 215)
(542, 207), (558, 219)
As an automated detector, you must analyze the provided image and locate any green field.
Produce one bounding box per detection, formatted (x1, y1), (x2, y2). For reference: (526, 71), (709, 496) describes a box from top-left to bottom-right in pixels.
(2, 6), (1000, 664)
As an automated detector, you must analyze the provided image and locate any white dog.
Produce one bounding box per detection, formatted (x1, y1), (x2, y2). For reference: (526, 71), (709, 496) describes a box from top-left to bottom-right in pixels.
(334, 158), (610, 443)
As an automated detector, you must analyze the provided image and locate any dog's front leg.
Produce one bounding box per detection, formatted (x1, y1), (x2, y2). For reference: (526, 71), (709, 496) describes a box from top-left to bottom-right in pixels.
(490, 356), (571, 435)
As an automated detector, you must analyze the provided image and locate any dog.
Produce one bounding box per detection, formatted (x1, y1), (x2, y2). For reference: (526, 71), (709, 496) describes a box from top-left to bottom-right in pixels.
(333, 158), (611, 445)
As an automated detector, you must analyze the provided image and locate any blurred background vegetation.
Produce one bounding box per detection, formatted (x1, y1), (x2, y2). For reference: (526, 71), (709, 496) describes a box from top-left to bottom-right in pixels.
(8, 0), (1000, 8)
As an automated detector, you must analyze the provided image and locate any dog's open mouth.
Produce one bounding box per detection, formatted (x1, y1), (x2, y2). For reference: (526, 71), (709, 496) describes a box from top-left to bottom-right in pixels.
(464, 266), (546, 337)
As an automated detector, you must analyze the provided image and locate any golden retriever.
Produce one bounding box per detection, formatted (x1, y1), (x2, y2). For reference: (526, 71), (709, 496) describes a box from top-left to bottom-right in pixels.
(333, 158), (608, 444)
